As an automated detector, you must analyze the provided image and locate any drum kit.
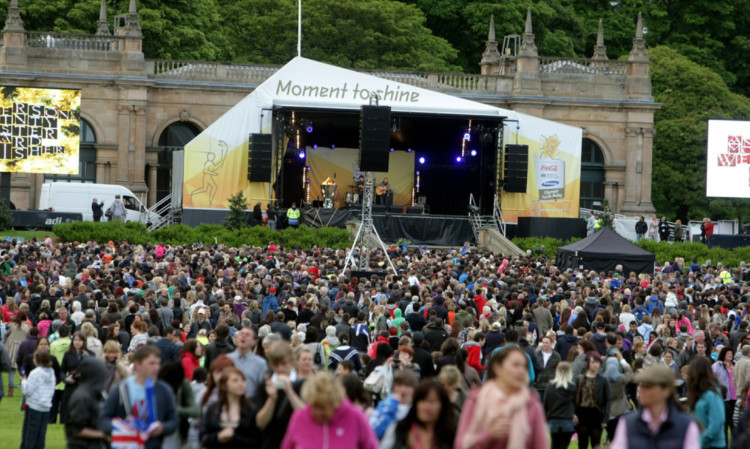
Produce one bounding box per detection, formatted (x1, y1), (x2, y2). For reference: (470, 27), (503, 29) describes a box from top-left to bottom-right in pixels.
(345, 184), (360, 207)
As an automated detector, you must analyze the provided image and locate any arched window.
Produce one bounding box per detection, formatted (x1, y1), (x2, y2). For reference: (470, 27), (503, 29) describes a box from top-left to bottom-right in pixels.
(152, 121), (201, 202)
(44, 119), (96, 183)
(579, 138), (605, 209)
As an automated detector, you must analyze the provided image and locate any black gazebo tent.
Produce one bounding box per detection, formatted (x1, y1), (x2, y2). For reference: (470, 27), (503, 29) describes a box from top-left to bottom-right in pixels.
(556, 227), (655, 274)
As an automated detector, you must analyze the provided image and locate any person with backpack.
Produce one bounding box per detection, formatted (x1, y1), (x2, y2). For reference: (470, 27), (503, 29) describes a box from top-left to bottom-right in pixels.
(106, 194), (127, 221)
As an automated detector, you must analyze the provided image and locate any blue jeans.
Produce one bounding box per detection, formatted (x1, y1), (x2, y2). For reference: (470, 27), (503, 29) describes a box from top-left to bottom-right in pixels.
(22, 408), (49, 449)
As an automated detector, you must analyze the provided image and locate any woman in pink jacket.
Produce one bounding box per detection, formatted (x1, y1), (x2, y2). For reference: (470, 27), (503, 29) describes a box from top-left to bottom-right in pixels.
(280, 372), (378, 449)
(454, 346), (548, 449)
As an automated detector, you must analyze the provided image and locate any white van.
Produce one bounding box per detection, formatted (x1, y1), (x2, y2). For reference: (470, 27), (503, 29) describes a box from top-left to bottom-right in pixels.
(38, 182), (159, 224)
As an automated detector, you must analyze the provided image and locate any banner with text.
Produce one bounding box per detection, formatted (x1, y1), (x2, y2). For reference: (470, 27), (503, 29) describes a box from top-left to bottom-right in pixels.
(501, 115), (582, 222)
(0, 87), (81, 174)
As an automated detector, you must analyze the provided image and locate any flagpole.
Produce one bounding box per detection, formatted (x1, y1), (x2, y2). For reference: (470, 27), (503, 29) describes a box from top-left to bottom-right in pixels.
(297, 0), (302, 57)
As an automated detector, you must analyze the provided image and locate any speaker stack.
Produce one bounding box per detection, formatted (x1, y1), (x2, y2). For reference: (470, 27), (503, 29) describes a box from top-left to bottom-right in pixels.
(248, 133), (273, 182)
(359, 105), (391, 172)
(503, 144), (529, 193)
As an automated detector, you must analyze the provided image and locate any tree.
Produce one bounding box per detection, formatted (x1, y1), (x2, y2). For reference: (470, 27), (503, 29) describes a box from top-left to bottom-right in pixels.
(650, 46), (750, 222)
(223, 191), (248, 230)
(216, 0), (460, 72)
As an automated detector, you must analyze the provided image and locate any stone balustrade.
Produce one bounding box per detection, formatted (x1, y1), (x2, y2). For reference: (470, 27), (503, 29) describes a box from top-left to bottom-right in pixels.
(25, 31), (123, 52)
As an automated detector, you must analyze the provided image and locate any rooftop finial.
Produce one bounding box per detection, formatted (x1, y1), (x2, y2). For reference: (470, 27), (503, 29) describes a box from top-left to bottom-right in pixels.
(592, 19), (608, 60)
(520, 7), (537, 56)
(525, 7), (533, 34)
(629, 12), (647, 59)
(488, 14), (496, 42)
(96, 0), (111, 35)
(4, 0), (24, 32)
(635, 12), (643, 39)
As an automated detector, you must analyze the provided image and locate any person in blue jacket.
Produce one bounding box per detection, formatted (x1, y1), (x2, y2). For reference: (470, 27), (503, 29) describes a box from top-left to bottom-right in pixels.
(687, 356), (726, 449)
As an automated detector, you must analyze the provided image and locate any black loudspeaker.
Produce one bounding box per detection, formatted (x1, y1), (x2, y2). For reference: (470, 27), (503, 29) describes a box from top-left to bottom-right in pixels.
(248, 134), (273, 182)
(504, 144), (529, 193)
(359, 105), (391, 172)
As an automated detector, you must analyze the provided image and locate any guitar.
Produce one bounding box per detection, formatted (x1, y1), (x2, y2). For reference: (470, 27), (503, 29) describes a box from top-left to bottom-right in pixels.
(375, 185), (390, 196)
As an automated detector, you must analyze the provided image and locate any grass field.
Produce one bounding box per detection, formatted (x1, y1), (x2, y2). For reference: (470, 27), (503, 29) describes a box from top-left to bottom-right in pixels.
(0, 230), (56, 241)
(0, 374), (65, 449)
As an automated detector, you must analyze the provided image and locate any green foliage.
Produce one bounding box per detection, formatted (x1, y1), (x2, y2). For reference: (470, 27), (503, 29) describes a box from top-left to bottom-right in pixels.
(52, 221), (353, 248)
(223, 191), (248, 231)
(635, 239), (750, 269)
(512, 236), (581, 259)
(650, 46), (750, 222)
(0, 199), (11, 231)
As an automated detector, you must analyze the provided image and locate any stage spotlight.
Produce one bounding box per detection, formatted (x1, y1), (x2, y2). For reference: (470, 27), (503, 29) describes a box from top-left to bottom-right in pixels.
(456, 156), (462, 162)
(298, 150), (306, 159)
(470, 149), (477, 157)
(306, 125), (313, 133)
(418, 157), (426, 165)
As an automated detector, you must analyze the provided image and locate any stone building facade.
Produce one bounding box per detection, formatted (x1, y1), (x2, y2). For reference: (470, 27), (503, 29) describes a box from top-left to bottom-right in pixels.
(0, 0), (657, 216)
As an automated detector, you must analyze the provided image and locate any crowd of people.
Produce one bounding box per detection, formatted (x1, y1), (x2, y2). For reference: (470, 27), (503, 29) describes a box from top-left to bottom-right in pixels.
(2, 234), (750, 449)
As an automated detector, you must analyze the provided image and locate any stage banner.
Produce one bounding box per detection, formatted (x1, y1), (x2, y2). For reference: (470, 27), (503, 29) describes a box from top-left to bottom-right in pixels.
(307, 147), (414, 208)
(0, 87), (81, 174)
(182, 95), (273, 209)
(501, 115), (582, 222)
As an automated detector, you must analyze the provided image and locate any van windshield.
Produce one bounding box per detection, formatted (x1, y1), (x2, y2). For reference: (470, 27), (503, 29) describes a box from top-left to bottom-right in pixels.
(123, 196), (139, 211)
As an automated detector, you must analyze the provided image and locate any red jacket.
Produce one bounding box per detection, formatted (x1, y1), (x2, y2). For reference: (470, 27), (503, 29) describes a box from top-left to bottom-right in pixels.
(464, 341), (485, 373)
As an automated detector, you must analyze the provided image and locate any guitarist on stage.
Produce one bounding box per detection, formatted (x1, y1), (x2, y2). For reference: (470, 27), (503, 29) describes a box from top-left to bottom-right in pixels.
(376, 177), (393, 206)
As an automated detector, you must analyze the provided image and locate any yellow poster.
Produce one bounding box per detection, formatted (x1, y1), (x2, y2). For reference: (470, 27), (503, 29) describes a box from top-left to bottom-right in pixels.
(0, 87), (81, 174)
(501, 126), (581, 222)
(183, 132), (271, 209)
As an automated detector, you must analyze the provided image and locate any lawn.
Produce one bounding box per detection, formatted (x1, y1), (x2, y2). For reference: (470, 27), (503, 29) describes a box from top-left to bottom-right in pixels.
(0, 374), (65, 449)
(1, 230), (57, 241)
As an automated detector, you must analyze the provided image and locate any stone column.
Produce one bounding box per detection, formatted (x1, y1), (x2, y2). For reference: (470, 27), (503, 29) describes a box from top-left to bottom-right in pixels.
(639, 128), (656, 206)
(148, 165), (157, 206)
(96, 161), (107, 183)
(116, 104), (133, 184)
(133, 105), (148, 189)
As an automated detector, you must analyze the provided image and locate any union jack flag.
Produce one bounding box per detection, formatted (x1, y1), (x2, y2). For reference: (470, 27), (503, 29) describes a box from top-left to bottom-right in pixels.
(111, 417), (153, 449)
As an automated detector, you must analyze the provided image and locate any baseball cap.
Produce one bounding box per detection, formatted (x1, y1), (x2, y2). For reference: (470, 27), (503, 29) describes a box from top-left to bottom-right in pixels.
(633, 364), (675, 387)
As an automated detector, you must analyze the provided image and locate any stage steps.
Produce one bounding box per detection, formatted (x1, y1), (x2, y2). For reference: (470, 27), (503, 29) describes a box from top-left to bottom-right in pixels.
(478, 227), (524, 257)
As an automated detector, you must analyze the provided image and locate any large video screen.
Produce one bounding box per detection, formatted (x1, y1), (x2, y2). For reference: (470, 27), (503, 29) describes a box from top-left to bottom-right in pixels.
(0, 87), (81, 174)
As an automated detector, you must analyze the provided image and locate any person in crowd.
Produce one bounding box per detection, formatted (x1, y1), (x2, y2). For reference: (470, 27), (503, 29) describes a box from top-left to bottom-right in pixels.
(65, 357), (109, 449)
(454, 346), (547, 449)
(91, 198), (104, 222)
(200, 367), (261, 448)
(610, 364), (700, 449)
(711, 346), (737, 444)
(687, 356), (726, 449)
(60, 331), (93, 424)
(5, 310), (30, 397)
(544, 362), (577, 449)
(280, 372), (378, 449)
(180, 338), (204, 381)
(388, 379), (456, 449)
(102, 340), (130, 392)
(256, 340), (305, 449)
(101, 345), (179, 449)
(21, 347), (56, 449)
(574, 352), (611, 449)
